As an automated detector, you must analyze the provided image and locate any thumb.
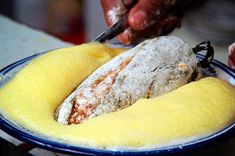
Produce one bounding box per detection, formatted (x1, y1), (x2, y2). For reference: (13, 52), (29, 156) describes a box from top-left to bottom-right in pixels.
(128, 0), (176, 30)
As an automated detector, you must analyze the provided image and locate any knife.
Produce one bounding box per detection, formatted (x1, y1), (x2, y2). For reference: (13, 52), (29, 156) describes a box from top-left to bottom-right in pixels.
(93, 17), (127, 43)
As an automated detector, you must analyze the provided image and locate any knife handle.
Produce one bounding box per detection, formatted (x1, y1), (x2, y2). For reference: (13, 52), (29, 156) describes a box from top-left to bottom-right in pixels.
(93, 17), (128, 43)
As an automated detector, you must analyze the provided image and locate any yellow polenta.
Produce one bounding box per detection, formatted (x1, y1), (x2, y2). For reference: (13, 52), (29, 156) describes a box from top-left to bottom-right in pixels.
(0, 43), (235, 149)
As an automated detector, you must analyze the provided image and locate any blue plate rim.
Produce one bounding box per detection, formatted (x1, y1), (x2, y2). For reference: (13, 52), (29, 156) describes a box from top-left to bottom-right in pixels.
(0, 52), (235, 155)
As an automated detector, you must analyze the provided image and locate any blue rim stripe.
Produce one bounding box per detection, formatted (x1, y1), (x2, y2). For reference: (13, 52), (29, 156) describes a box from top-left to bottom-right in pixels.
(197, 53), (235, 78)
(0, 53), (42, 75)
(0, 111), (234, 155)
(0, 53), (235, 155)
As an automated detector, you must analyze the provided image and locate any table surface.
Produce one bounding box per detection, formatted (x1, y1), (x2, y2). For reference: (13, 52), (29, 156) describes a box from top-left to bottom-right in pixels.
(0, 15), (234, 156)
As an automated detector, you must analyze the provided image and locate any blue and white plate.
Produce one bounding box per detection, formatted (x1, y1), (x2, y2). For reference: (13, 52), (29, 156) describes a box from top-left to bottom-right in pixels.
(0, 52), (235, 155)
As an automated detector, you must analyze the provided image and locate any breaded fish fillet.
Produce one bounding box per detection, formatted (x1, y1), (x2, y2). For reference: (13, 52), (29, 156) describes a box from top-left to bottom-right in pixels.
(55, 36), (201, 125)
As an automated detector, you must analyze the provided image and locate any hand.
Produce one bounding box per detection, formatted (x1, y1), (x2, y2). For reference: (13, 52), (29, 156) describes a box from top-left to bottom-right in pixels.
(228, 43), (235, 70)
(101, 0), (186, 45)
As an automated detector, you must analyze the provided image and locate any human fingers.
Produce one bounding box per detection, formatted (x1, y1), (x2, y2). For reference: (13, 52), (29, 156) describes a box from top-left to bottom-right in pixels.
(128, 0), (178, 31)
(117, 14), (181, 44)
(228, 43), (235, 70)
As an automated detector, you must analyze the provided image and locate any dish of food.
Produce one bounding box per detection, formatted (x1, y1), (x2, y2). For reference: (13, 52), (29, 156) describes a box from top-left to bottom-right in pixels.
(0, 36), (235, 155)
(56, 36), (202, 125)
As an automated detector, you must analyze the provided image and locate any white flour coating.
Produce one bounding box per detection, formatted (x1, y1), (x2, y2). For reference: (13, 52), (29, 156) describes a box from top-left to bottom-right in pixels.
(107, 6), (124, 24)
(141, 9), (161, 30)
(55, 36), (201, 125)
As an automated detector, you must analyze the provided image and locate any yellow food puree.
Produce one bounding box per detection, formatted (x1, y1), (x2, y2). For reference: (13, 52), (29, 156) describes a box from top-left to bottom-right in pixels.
(0, 42), (235, 149)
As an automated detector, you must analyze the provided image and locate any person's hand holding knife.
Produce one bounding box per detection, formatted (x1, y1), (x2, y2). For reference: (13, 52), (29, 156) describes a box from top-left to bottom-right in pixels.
(101, 0), (190, 45)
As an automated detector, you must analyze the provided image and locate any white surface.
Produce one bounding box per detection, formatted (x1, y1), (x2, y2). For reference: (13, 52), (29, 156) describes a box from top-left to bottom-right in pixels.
(0, 15), (72, 69)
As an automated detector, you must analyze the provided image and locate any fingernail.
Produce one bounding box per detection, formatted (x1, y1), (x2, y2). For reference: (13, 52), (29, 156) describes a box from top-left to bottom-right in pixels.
(118, 29), (133, 45)
(129, 10), (148, 30)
